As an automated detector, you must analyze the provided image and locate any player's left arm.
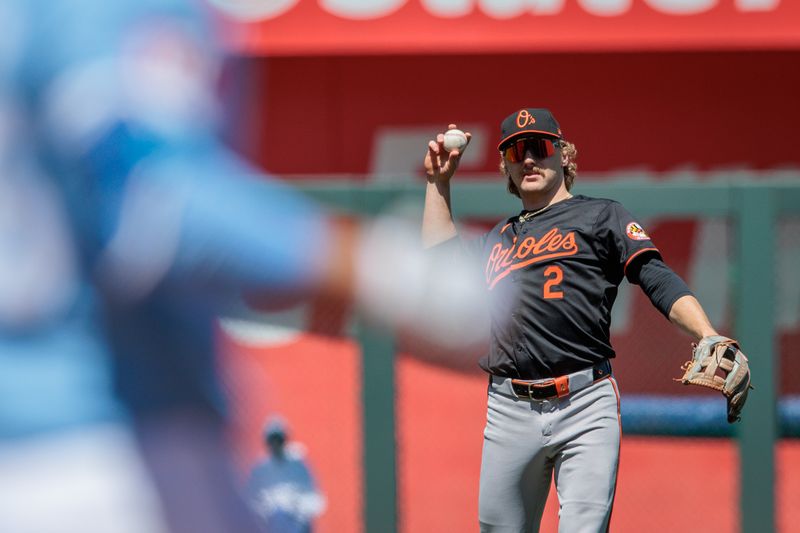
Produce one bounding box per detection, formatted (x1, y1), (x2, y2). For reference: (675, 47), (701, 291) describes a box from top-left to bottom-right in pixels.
(624, 227), (751, 422)
(627, 254), (717, 340)
(666, 294), (718, 340)
(600, 202), (719, 341)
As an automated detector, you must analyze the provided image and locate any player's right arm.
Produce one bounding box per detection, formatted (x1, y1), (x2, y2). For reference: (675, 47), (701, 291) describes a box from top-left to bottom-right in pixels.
(422, 124), (471, 248)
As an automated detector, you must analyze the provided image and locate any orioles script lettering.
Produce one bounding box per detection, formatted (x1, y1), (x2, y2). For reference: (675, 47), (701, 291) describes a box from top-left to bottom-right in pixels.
(486, 228), (577, 289)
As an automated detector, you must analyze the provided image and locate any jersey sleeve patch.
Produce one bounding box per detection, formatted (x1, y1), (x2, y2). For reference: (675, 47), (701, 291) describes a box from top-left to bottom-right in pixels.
(625, 222), (650, 241)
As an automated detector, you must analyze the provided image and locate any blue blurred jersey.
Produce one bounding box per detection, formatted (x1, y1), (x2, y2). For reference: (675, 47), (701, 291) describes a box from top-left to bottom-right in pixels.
(0, 0), (330, 435)
(247, 454), (322, 533)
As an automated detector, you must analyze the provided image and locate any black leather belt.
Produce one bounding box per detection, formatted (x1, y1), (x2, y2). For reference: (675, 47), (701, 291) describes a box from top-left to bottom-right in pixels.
(509, 361), (611, 400)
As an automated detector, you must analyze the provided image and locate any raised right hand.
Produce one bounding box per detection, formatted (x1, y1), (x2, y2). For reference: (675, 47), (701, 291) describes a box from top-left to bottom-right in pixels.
(423, 123), (471, 182)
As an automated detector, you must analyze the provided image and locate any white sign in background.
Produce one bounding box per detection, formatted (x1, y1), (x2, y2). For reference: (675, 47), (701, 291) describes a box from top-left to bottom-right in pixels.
(209, 0), (781, 21)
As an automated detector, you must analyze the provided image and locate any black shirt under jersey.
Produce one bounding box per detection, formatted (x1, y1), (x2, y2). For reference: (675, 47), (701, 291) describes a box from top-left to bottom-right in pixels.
(459, 195), (660, 380)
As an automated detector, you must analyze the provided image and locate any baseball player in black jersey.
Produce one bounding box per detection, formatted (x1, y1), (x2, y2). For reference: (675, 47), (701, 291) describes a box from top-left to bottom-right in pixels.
(422, 109), (730, 532)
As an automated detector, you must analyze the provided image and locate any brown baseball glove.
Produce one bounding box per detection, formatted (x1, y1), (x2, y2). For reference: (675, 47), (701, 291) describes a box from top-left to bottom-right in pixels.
(676, 335), (752, 423)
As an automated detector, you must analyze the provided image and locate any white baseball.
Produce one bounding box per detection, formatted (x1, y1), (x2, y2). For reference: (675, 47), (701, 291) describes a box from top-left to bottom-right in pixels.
(443, 129), (468, 152)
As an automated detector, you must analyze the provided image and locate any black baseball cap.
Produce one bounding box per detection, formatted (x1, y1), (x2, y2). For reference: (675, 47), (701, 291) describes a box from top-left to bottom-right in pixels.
(497, 108), (563, 150)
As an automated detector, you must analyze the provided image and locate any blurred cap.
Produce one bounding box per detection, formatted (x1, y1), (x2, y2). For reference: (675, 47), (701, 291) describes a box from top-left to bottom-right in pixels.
(263, 416), (288, 440)
(497, 108), (562, 150)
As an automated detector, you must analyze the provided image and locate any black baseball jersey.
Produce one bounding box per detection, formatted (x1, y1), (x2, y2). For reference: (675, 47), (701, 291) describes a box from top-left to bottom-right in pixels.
(461, 195), (660, 380)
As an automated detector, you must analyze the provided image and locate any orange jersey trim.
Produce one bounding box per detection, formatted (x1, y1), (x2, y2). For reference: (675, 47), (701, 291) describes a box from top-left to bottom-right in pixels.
(623, 247), (659, 276)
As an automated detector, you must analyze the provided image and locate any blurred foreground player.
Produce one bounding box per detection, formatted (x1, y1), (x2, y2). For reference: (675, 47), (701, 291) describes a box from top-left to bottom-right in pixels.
(0, 1), (491, 531)
(421, 109), (750, 532)
(0, 1), (339, 531)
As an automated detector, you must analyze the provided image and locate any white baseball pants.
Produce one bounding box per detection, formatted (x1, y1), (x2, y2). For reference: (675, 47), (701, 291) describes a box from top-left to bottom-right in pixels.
(479, 376), (621, 533)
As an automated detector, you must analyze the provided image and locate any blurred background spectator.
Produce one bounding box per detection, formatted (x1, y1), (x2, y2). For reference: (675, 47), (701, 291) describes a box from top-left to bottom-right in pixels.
(247, 416), (326, 533)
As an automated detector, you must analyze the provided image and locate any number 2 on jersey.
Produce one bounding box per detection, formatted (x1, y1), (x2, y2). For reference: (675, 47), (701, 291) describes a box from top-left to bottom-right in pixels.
(543, 265), (564, 299)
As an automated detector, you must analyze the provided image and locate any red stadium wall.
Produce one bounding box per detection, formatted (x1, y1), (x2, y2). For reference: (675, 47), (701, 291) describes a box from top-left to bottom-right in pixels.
(225, 50), (800, 176)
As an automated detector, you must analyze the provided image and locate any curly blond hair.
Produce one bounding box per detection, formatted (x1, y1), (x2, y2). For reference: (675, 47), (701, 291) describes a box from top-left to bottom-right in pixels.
(501, 139), (577, 198)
